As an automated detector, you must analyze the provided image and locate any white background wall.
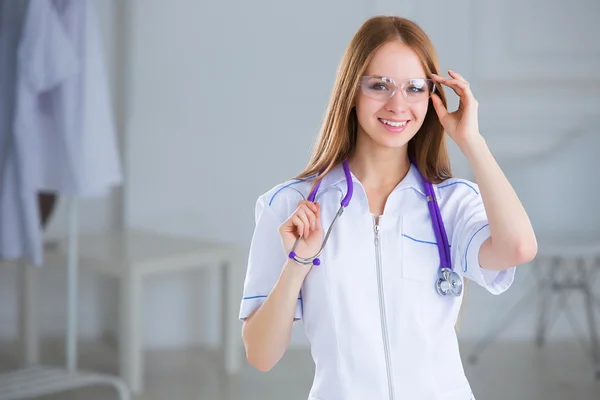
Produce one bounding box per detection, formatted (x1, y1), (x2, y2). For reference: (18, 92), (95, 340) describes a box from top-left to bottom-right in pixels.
(1, 0), (599, 350)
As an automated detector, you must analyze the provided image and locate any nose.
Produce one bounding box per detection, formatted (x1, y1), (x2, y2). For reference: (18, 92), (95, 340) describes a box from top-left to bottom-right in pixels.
(385, 89), (410, 113)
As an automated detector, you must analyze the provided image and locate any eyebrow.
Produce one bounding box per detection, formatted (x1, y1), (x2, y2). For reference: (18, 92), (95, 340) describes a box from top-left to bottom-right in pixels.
(368, 75), (428, 80)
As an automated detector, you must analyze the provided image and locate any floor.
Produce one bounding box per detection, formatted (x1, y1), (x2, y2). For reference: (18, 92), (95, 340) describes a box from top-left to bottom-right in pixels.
(0, 339), (598, 399)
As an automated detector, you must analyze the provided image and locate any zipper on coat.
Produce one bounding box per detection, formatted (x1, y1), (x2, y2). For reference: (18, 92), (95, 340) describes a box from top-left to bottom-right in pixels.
(373, 216), (395, 400)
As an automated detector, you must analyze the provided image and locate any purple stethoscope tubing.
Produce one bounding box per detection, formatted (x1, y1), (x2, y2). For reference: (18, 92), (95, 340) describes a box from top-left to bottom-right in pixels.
(422, 173), (451, 271)
(287, 158), (462, 296)
(288, 160), (353, 266)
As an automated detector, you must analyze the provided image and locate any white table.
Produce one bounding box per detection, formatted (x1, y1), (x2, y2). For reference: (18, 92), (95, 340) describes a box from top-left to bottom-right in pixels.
(23, 229), (245, 395)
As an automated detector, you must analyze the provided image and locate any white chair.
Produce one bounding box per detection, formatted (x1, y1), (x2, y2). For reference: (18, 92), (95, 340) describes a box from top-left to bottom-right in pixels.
(22, 228), (245, 395)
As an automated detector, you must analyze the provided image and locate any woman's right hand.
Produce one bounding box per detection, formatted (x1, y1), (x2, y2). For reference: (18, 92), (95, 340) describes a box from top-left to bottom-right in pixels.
(279, 200), (323, 268)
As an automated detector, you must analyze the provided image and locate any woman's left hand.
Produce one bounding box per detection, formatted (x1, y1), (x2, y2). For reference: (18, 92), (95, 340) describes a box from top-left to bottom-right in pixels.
(430, 70), (481, 148)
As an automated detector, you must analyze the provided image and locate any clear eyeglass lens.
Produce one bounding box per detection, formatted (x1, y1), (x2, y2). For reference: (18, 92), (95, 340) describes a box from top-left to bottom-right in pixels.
(360, 77), (434, 103)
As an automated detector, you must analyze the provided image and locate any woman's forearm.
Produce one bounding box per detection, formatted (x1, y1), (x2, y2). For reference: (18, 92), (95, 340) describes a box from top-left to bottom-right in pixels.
(461, 134), (538, 270)
(241, 260), (306, 371)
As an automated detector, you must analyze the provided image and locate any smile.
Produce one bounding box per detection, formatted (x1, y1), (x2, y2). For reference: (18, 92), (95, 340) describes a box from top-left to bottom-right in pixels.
(379, 119), (408, 127)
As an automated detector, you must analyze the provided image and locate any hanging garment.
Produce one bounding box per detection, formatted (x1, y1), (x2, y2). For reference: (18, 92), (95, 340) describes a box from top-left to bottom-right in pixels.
(35, 0), (123, 196)
(0, 0), (122, 265)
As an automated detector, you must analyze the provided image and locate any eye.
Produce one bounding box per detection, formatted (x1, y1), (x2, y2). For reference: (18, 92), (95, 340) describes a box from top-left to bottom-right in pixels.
(370, 82), (389, 91)
(406, 85), (425, 93)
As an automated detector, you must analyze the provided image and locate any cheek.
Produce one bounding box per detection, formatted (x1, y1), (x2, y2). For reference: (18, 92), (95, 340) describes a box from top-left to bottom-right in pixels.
(412, 102), (430, 122)
(355, 97), (382, 125)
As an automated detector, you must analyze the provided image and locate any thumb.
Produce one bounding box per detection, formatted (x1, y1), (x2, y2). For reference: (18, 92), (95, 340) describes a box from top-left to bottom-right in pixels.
(431, 93), (448, 121)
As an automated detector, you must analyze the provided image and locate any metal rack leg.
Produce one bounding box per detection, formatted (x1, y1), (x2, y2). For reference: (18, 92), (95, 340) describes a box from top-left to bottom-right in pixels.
(536, 258), (558, 347)
(579, 259), (600, 380)
(468, 287), (539, 364)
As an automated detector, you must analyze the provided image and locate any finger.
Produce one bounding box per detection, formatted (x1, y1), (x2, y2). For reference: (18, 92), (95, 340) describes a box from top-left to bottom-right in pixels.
(293, 210), (310, 239)
(431, 74), (470, 98)
(437, 79), (468, 97)
(300, 202), (319, 230)
(296, 207), (312, 238)
(447, 69), (467, 82)
(304, 201), (319, 215)
(310, 202), (318, 213)
(299, 204), (317, 232)
(301, 205), (319, 237)
(430, 93), (448, 121)
(446, 79), (470, 97)
(298, 201), (318, 227)
(313, 202), (322, 231)
(444, 72), (478, 107)
(291, 215), (305, 238)
(299, 199), (317, 209)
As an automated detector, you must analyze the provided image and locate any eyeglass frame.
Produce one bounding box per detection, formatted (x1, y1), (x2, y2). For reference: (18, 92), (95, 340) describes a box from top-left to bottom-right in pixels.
(357, 75), (438, 103)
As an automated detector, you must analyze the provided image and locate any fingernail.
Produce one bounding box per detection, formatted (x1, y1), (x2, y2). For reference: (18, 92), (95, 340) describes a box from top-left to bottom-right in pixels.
(312, 221), (316, 230)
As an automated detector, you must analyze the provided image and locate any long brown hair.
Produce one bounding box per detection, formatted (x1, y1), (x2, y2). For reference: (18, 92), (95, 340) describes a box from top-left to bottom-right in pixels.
(295, 16), (452, 183)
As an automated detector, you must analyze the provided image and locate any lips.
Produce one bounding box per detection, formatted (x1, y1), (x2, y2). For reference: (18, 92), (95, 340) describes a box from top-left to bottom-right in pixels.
(379, 118), (408, 127)
(378, 118), (410, 133)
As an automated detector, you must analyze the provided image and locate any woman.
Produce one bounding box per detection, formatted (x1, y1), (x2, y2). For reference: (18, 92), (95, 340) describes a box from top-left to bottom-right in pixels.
(239, 15), (537, 400)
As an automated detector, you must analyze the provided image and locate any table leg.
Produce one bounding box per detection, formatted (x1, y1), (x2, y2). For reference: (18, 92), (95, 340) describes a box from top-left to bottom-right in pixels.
(120, 273), (143, 394)
(20, 261), (40, 366)
(222, 258), (242, 374)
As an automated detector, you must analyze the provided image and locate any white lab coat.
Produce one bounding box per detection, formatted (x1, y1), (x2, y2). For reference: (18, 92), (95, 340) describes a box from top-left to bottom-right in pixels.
(0, 0), (121, 266)
(240, 162), (516, 400)
(27, 0), (122, 196)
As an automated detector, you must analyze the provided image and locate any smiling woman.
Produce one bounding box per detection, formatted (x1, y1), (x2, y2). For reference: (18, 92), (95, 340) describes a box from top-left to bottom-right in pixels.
(239, 15), (536, 400)
(354, 40), (437, 159)
(358, 74), (435, 134)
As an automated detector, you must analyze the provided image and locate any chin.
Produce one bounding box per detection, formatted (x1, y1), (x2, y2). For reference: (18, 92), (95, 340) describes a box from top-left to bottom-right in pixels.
(374, 136), (411, 150)
(375, 129), (418, 148)
(358, 122), (419, 150)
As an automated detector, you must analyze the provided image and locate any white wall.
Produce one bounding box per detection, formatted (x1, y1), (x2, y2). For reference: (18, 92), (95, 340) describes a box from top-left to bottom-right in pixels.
(1, 0), (599, 350)
(123, 0), (377, 348)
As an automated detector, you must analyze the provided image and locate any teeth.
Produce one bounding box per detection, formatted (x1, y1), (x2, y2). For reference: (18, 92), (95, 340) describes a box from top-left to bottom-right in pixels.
(380, 119), (407, 127)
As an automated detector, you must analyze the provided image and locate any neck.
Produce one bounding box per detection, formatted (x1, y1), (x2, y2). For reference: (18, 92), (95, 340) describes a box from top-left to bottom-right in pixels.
(348, 145), (411, 191)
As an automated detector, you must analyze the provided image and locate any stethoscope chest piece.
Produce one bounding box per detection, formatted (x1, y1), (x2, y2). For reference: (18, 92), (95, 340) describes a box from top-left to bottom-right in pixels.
(436, 268), (463, 297)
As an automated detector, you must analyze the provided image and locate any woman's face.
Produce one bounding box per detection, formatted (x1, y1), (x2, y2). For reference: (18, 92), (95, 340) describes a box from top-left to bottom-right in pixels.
(355, 40), (432, 151)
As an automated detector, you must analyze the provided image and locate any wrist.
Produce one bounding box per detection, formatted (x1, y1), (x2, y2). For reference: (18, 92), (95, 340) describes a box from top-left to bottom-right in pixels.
(282, 258), (310, 283)
(458, 133), (487, 159)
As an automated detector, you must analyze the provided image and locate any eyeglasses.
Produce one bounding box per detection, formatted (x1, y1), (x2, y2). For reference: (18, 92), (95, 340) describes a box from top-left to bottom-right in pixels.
(358, 76), (436, 103)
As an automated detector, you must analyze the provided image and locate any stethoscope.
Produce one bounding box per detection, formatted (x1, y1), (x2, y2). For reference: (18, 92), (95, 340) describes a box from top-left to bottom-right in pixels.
(288, 159), (463, 297)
